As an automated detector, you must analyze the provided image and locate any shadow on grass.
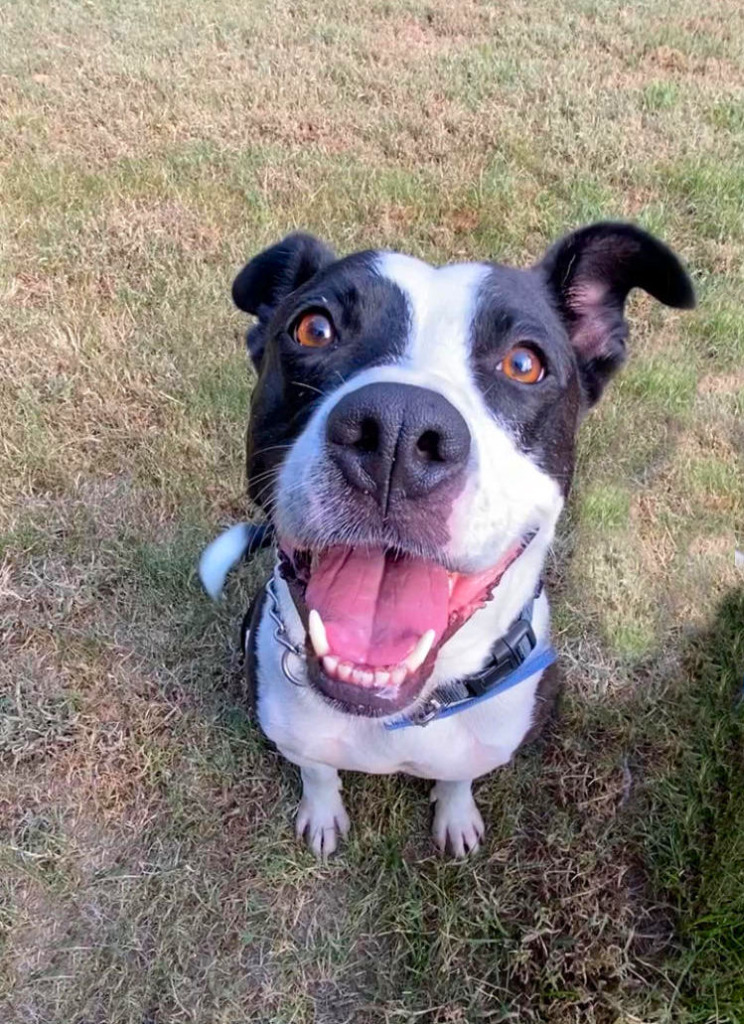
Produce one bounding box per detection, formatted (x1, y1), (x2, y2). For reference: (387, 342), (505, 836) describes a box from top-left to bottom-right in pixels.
(132, 527), (744, 1022)
(634, 585), (744, 1022)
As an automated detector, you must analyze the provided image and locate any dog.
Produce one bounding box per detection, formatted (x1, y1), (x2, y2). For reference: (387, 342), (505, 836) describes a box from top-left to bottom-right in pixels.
(200, 222), (694, 858)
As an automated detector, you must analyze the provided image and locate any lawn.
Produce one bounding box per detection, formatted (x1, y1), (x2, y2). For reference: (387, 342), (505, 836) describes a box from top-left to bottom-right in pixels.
(1, 0), (743, 1020)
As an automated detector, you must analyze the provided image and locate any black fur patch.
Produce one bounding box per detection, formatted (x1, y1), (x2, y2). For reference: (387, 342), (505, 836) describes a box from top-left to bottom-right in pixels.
(470, 264), (582, 495)
(241, 251), (411, 509)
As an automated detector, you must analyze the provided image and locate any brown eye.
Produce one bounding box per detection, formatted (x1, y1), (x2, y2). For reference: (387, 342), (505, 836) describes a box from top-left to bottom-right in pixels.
(293, 312), (335, 348)
(498, 345), (545, 384)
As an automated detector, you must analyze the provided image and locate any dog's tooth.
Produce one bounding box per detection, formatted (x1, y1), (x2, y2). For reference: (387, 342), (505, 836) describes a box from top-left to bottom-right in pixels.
(322, 654), (339, 677)
(391, 666), (408, 687)
(374, 669), (391, 687)
(351, 667), (374, 686)
(308, 609), (330, 657)
(405, 629), (436, 673)
(337, 661), (353, 682)
(448, 574), (455, 596)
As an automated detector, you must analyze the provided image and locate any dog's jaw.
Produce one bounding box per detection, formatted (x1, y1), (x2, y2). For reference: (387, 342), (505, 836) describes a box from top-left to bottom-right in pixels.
(276, 526), (550, 716)
(266, 534), (551, 723)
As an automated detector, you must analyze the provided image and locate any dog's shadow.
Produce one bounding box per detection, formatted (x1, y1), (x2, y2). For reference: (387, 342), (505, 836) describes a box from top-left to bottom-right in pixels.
(212, 550), (743, 883)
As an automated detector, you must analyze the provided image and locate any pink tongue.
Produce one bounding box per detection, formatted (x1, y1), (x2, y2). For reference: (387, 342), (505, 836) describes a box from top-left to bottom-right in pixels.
(305, 546), (449, 667)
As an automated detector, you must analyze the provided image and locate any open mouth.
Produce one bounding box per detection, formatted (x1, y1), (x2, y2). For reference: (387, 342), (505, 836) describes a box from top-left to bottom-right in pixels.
(279, 535), (535, 716)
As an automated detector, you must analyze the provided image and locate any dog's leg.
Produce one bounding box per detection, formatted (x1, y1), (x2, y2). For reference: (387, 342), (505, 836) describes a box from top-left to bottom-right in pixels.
(295, 762), (351, 859)
(430, 779), (484, 857)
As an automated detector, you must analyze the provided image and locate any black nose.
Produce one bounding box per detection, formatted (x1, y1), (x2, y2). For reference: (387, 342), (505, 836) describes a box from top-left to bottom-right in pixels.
(326, 382), (471, 512)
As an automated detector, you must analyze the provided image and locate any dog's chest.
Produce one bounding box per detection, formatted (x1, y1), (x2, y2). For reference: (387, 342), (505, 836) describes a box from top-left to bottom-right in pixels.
(253, 609), (543, 780)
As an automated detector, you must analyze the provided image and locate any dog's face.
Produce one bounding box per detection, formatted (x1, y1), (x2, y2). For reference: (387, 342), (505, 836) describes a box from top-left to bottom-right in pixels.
(234, 224), (693, 715)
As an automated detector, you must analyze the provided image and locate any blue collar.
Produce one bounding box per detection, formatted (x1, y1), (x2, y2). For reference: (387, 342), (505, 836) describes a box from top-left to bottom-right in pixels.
(385, 594), (556, 730)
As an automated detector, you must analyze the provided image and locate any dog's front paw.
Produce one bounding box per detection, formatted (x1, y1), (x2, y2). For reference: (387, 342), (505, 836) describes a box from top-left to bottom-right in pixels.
(431, 780), (484, 858)
(295, 792), (350, 859)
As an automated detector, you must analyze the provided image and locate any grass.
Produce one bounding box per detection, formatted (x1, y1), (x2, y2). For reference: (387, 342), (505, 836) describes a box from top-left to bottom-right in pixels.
(1, 0), (743, 1020)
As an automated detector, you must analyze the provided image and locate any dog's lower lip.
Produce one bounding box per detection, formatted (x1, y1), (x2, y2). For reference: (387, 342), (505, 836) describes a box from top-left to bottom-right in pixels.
(312, 652), (428, 715)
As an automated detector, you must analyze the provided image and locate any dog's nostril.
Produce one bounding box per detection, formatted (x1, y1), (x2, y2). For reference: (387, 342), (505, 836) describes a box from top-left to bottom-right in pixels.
(416, 429), (443, 463)
(354, 416), (380, 454)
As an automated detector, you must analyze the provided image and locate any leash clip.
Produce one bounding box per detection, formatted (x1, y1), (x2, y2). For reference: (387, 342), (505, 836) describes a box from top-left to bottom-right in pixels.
(266, 577), (307, 687)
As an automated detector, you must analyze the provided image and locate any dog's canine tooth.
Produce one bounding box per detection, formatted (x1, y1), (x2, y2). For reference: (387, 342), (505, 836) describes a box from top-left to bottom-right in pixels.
(322, 654), (339, 676)
(308, 609), (330, 657)
(404, 629), (436, 673)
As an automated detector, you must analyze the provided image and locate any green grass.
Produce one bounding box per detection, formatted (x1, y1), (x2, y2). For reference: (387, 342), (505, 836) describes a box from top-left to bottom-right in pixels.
(1, 0), (743, 1021)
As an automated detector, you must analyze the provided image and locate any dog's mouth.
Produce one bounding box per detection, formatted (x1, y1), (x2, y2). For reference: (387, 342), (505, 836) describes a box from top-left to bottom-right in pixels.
(279, 535), (535, 716)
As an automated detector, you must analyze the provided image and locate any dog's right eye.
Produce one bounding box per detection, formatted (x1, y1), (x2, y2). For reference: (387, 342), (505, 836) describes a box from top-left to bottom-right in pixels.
(293, 311), (336, 349)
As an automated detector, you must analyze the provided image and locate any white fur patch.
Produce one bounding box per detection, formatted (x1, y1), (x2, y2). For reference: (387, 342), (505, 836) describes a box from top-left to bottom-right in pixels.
(430, 779), (484, 857)
(376, 253), (564, 570)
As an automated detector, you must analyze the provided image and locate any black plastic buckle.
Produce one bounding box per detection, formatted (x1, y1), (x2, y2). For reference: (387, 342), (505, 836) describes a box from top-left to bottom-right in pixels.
(465, 615), (537, 697)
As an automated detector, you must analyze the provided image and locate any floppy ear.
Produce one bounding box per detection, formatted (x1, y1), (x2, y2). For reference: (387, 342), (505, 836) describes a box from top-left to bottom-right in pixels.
(232, 232), (336, 369)
(539, 222), (695, 405)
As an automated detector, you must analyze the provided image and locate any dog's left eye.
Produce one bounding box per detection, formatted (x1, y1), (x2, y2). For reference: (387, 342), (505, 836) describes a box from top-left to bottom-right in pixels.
(293, 311), (336, 349)
(497, 345), (545, 384)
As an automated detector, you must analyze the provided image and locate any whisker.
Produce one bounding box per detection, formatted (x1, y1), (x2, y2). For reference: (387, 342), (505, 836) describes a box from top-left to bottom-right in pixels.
(248, 442), (294, 460)
(289, 380), (327, 397)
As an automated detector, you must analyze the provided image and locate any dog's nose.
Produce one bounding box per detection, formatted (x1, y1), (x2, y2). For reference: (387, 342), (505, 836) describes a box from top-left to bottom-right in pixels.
(326, 382), (471, 511)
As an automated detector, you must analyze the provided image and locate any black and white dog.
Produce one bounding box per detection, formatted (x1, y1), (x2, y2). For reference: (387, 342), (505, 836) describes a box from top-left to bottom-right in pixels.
(200, 223), (694, 857)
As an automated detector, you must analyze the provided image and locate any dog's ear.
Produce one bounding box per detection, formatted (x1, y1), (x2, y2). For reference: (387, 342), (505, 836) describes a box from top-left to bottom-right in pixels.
(538, 222), (695, 405)
(232, 233), (336, 369)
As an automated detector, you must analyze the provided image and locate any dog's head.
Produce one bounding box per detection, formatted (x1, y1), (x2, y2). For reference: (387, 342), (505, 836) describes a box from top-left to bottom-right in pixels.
(233, 224), (694, 715)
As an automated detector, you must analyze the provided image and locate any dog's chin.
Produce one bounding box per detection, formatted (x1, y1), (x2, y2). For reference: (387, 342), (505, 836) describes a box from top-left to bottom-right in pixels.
(278, 532), (535, 719)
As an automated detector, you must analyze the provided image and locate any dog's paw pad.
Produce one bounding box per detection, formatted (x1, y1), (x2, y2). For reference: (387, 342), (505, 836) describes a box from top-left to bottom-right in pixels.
(431, 786), (484, 858)
(295, 794), (350, 859)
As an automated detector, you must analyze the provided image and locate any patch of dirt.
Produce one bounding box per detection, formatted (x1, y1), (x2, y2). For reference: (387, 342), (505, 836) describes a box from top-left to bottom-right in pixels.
(698, 371), (744, 395)
(643, 45), (744, 86)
